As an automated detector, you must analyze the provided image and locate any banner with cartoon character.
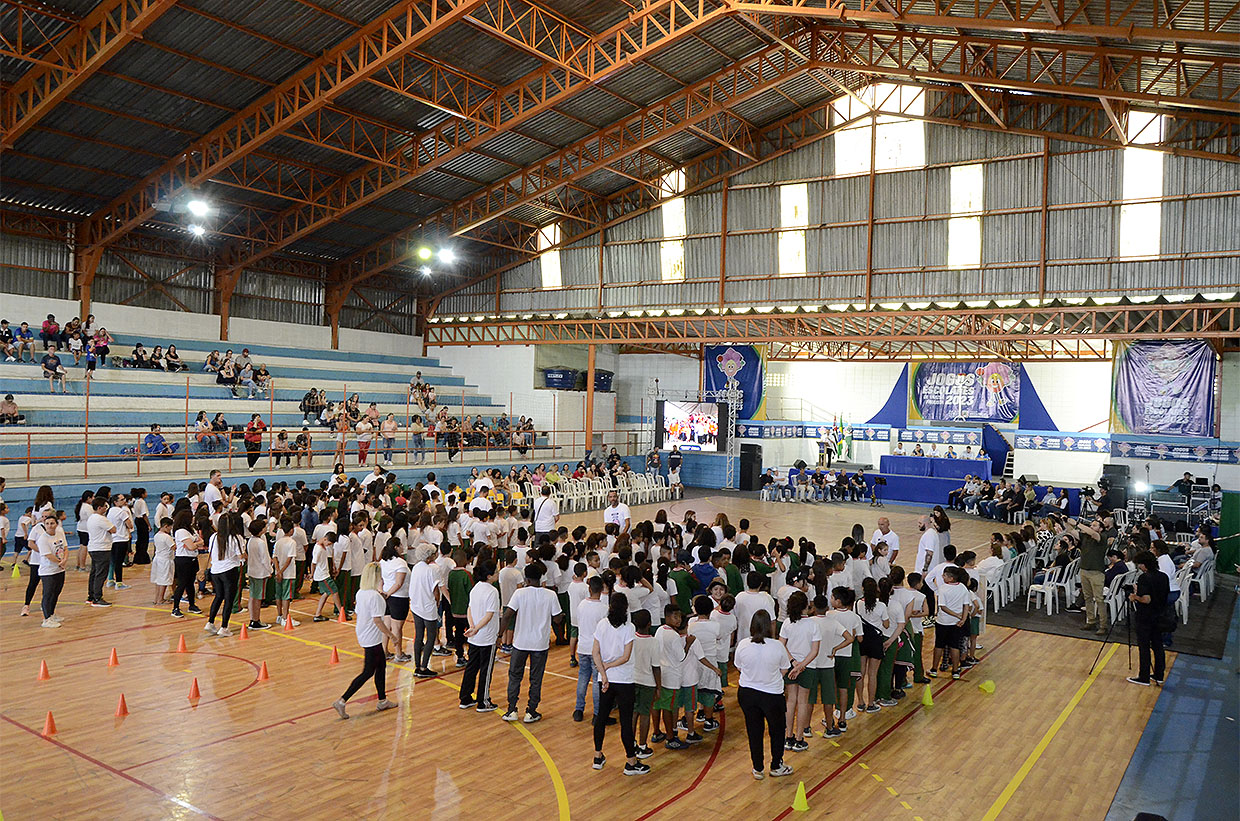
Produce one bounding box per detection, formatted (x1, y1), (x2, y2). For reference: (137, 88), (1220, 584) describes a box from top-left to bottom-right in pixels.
(908, 362), (1020, 424)
(1110, 340), (1217, 437)
(705, 345), (767, 421)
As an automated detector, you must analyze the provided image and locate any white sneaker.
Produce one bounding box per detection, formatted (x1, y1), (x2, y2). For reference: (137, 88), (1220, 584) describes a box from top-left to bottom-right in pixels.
(770, 763), (794, 778)
(114, 583), (130, 590)
(203, 623), (218, 635)
(41, 618), (61, 628)
(50, 614), (63, 623)
(105, 580), (116, 588)
(216, 627), (233, 637)
(276, 616), (285, 626)
(844, 708), (857, 720)
(289, 618), (301, 627)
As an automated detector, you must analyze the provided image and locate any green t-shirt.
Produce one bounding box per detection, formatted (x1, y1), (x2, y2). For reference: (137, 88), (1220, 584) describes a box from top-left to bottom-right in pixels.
(724, 563), (744, 596)
(667, 568), (696, 615)
(447, 568), (473, 615)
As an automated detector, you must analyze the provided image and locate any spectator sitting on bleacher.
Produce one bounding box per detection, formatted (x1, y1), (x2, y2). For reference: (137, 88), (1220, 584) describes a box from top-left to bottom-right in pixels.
(144, 424), (180, 456)
(944, 446), (957, 458)
(892, 441), (906, 455)
(911, 444), (924, 456)
(344, 393), (361, 423)
(149, 345), (166, 370)
(1, 319), (16, 360)
(41, 346), (67, 393)
(62, 316), (81, 344)
(211, 412), (230, 444)
(203, 350), (222, 372)
(128, 342), (150, 368)
(165, 345), (187, 372)
(294, 426), (313, 468)
(82, 313), (97, 337)
(217, 354), (237, 393)
(0, 394), (26, 425)
(300, 388), (324, 424)
(927, 443), (940, 457)
(253, 364), (271, 397)
(237, 362), (259, 399)
(15, 322), (35, 362)
(195, 411), (220, 451)
(40, 314), (60, 350)
(67, 331), (84, 364)
(235, 348), (253, 372)
(272, 430), (292, 467)
(850, 470), (867, 501)
(91, 327), (113, 366)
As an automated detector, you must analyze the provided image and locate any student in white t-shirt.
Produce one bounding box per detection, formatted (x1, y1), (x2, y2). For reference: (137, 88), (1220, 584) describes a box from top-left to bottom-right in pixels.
(733, 571), (776, 641)
(333, 563), (399, 719)
(460, 561), (502, 712)
(566, 563), (590, 668)
(205, 513), (245, 637)
(35, 510), (69, 628)
(808, 593), (848, 736)
(591, 594), (649, 775)
(377, 538), (411, 663)
(689, 594), (724, 732)
(272, 524), (299, 628)
(502, 562), (563, 724)
(733, 608), (793, 780)
(407, 545), (443, 677)
(778, 591), (819, 751)
(310, 536), (343, 623)
(244, 519), (274, 632)
(85, 497), (115, 606)
(149, 517), (175, 606)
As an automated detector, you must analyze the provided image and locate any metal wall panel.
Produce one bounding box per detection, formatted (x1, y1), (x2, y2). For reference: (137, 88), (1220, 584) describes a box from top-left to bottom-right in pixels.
(603, 240), (658, 284)
(561, 245), (600, 289)
(927, 123), (1041, 165)
(1164, 154), (1240, 196)
(873, 221), (931, 270)
(815, 175), (869, 225)
(808, 225), (867, 273)
(606, 209), (661, 244)
(684, 235), (721, 280)
(603, 281), (714, 309)
(724, 232), (776, 278)
(94, 250), (214, 314)
(231, 270), (323, 326)
(874, 169), (926, 219)
(687, 191), (722, 236)
(1049, 147), (1119, 205)
(1181, 197), (1240, 254)
(985, 157), (1041, 211)
(725, 186), (778, 232)
(1047, 207), (1114, 260)
(0, 233), (71, 299)
(983, 212), (1040, 264)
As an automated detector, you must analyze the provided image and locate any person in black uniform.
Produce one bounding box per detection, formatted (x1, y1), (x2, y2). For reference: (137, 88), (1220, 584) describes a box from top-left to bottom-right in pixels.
(1126, 549), (1169, 686)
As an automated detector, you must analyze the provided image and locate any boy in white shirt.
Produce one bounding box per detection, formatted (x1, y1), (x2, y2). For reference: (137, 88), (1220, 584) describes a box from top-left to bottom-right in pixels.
(272, 523), (299, 627)
(244, 520), (273, 631)
(566, 563), (589, 668)
(310, 536), (341, 621)
(709, 585), (738, 688)
(810, 594), (849, 737)
(826, 587), (862, 729)
(732, 571), (776, 642)
(630, 609), (662, 759)
(688, 596), (723, 733)
(931, 566), (971, 679)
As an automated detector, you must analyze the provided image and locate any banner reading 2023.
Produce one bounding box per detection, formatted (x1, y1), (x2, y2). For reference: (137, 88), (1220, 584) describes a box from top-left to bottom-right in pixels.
(909, 361), (1020, 424)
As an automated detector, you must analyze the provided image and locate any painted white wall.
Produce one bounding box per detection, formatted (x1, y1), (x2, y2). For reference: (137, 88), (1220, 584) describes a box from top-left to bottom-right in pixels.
(337, 326), (422, 357)
(1021, 361), (1111, 432)
(765, 361), (906, 423)
(1220, 354), (1239, 441)
(1012, 449), (1109, 486)
(614, 353), (702, 419)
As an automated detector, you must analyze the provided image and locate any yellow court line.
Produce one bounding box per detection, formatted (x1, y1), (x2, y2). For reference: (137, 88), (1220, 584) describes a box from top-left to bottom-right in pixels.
(980, 642), (1119, 821)
(5, 599), (572, 821)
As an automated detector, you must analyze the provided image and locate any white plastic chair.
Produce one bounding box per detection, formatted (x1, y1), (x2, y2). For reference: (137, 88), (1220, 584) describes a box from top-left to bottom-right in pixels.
(1026, 565), (1064, 615)
(1189, 558), (1215, 601)
(1175, 565), (1193, 624)
(988, 562), (1012, 612)
(1050, 557), (1080, 610)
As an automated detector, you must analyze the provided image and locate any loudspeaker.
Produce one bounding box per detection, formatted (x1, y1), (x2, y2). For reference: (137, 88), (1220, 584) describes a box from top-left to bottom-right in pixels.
(740, 444), (763, 491)
(1102, 463), (1130, 479)
(793, 458), (807, 470)
(1018, 474), (1039, 484)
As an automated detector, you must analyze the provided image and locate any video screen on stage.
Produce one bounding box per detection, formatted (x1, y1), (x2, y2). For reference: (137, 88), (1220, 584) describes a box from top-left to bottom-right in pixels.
(656, 401), (725, 452)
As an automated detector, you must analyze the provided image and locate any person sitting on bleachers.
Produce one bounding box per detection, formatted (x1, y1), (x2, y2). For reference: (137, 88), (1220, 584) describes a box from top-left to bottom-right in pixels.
(927, 443), (941, 457)
(217, 354), (237, 394)
(235, 348), (253, 373)
(253, 364), (272, 398)
(1035, 487), (1068, 519)
(0, 319), (16, 360)
(344, 393), (361, 424)
(211, 412), (230, 446)
(294, 426), (313, 468)
(849, 470), (867, 501)
(963, 446), (974, 459)
(944, 445), (957, 458)
(911, 444), (924, 457)
(195, 411), (219, 451)
(947, 475), (974, 510)
(143, 424), (180, 456)
(0, 394), (27, 425)
(319, 401), (336, 428)
(165, 345), (187, 372)
(67, 331), (84, 364)
(91, 327), (113, 366)
(14, 322), (36, 362)
(300, 388), (324, 424)
(237, 362), (259, 399)
(149, 345), (166, 370)
(41, 345), (67, 393)
(39, 314), (60, 350)
(62, 317), (81, 345)
(892, 441), (906, 455)
(272, 430), (292, 467)
(203, 350), (222, 372)
(978, 447), (988, 460)
(128, 342), (150, 368)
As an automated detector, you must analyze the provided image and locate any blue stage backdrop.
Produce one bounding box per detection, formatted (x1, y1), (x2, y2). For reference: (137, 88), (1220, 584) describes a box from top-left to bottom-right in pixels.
(909, 361), (1020, 424)
(1111, 340), (1217, 437)
(705, 345), (766, 420)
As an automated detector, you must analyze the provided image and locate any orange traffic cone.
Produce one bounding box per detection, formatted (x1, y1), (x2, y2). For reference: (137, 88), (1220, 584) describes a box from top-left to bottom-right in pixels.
(188, 677), (201, 701)
(42, 711), (57, 736)
(37, 660), (50, 681)
(336, 607), (347, 624)
(115, 694), (129, 718)
(176, 634), (188, 653)
(284, 615), (295, 632)
(108, 647), (120, 667)
(257, 661), (270, 681)
(239, 622), (250, 640)
(329, 646), (340, 665)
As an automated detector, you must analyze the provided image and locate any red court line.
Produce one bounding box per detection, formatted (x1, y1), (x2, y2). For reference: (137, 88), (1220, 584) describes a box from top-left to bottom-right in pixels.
(770, 628), (1024, 821)
(2, 713), (224, 820)
(634, 710), (727, 821)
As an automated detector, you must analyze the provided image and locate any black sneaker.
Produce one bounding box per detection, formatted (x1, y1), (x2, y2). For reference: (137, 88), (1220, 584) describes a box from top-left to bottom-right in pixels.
(635, 745), (654, 759)
(1126, 677), (1151, 687)
(313, 615), (328, 622)
(685, 732), (703, 744)
(171, 609), (185, 619)
(414, 668), (435, 678)
(523, 710), (542, 724)
(650, 732), (667, 744)
(459, 700), (477, 710)
(91, 599), (112, 607)
(623, 762), (651, 776)
(573, 709), (584, 722)
(187, 605), (202, 615)
(476, 701), (498, 713)
(592, 754), (606, 770)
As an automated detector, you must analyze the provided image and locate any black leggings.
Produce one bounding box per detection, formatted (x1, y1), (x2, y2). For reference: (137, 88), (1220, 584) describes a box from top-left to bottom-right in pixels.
(172, 556), (197, 610)
(24, 563), (42, 606)
(737, 686), (786, 772)
(447, 614), (468, 658)
(593, 681), (636, 757)
(342, 643), (387, 701)
(41, 572), (65, 619)
(245, 440), (261, 468)
(208, 567), (241, 627)
(111, 540), (129, 583)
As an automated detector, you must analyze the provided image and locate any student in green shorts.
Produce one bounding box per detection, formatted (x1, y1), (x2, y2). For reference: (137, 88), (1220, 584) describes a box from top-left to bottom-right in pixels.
(778, 591), (819, 752)
(905, 572), (930, 684)
(272, 522), (299, 628)
(809, 594), (849, 737)
(311, 536), (341, 622)
(245, 520), (273, 631)
(446, 549), (473, 666)
(828, 586), (862, 730)
(630, 609), (661, 759)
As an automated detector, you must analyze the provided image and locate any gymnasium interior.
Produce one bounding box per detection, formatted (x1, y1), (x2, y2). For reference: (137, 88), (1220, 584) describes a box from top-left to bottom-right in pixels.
(1, 0), (1237, 819)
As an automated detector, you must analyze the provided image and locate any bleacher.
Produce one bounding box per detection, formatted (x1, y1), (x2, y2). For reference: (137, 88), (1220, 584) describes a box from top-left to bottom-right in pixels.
(0, 328), (558, 490)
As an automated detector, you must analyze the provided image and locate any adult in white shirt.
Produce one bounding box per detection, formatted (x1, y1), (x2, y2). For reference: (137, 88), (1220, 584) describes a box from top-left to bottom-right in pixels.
(914, 515), (941, 575)
(870, 517), (900, 563)
(378, 540), (411, 663)
(503, 563), (564, 722)
(603, 491), (631, 535)
(591, 596), (644, 774)
(892, 442), (906, 456)
(460, 561), (502, 711)
(532, 486), (560, 538)
(732, 609), (793, 779)
(202, 470), (229, 512)
(360, 465), (386, 488)
(333, 562), (399, 718)
(35, 510), (69, 627)
(85, 497), (115, 606)
(407, 545), (443, 676)
(205, 513), (245, 637)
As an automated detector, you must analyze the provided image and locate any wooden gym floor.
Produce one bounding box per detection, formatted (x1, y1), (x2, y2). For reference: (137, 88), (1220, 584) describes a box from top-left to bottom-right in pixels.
(1, 495), (1170, 820)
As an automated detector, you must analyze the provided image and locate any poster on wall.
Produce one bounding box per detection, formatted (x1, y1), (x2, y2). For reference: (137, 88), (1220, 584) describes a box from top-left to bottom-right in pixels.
(704, 344), (767, 421)
(908, 362), (1020, 424)
(1110, 340), (1217, 437)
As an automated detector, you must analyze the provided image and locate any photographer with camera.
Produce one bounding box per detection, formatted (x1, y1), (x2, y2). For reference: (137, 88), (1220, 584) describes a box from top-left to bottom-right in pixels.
(1071, 514), (1115, 635)
(1126, 550), (1169, 686)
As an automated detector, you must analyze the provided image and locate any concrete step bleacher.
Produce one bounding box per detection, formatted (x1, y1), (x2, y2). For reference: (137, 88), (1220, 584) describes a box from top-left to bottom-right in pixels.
(1, 330), (543, 483)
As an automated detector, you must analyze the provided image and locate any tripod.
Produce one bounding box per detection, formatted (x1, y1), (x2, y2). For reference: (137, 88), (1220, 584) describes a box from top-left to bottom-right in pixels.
(1089, 594), (1132, 676)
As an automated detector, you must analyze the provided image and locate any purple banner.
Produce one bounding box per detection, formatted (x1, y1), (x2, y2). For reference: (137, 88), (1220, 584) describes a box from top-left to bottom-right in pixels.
(1111, 341), (1216, 437)
(909, 362), (1019, 424)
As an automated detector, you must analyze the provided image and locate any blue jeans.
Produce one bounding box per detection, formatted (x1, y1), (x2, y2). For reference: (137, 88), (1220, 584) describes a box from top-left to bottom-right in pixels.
(382, 436), (394, 462)
(575, 653), (600, 715)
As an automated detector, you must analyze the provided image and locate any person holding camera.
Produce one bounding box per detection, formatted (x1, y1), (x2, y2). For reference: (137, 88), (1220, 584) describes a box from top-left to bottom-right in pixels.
(1074, 514), (1114, 635)
(1126, 550), (1169, 686)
